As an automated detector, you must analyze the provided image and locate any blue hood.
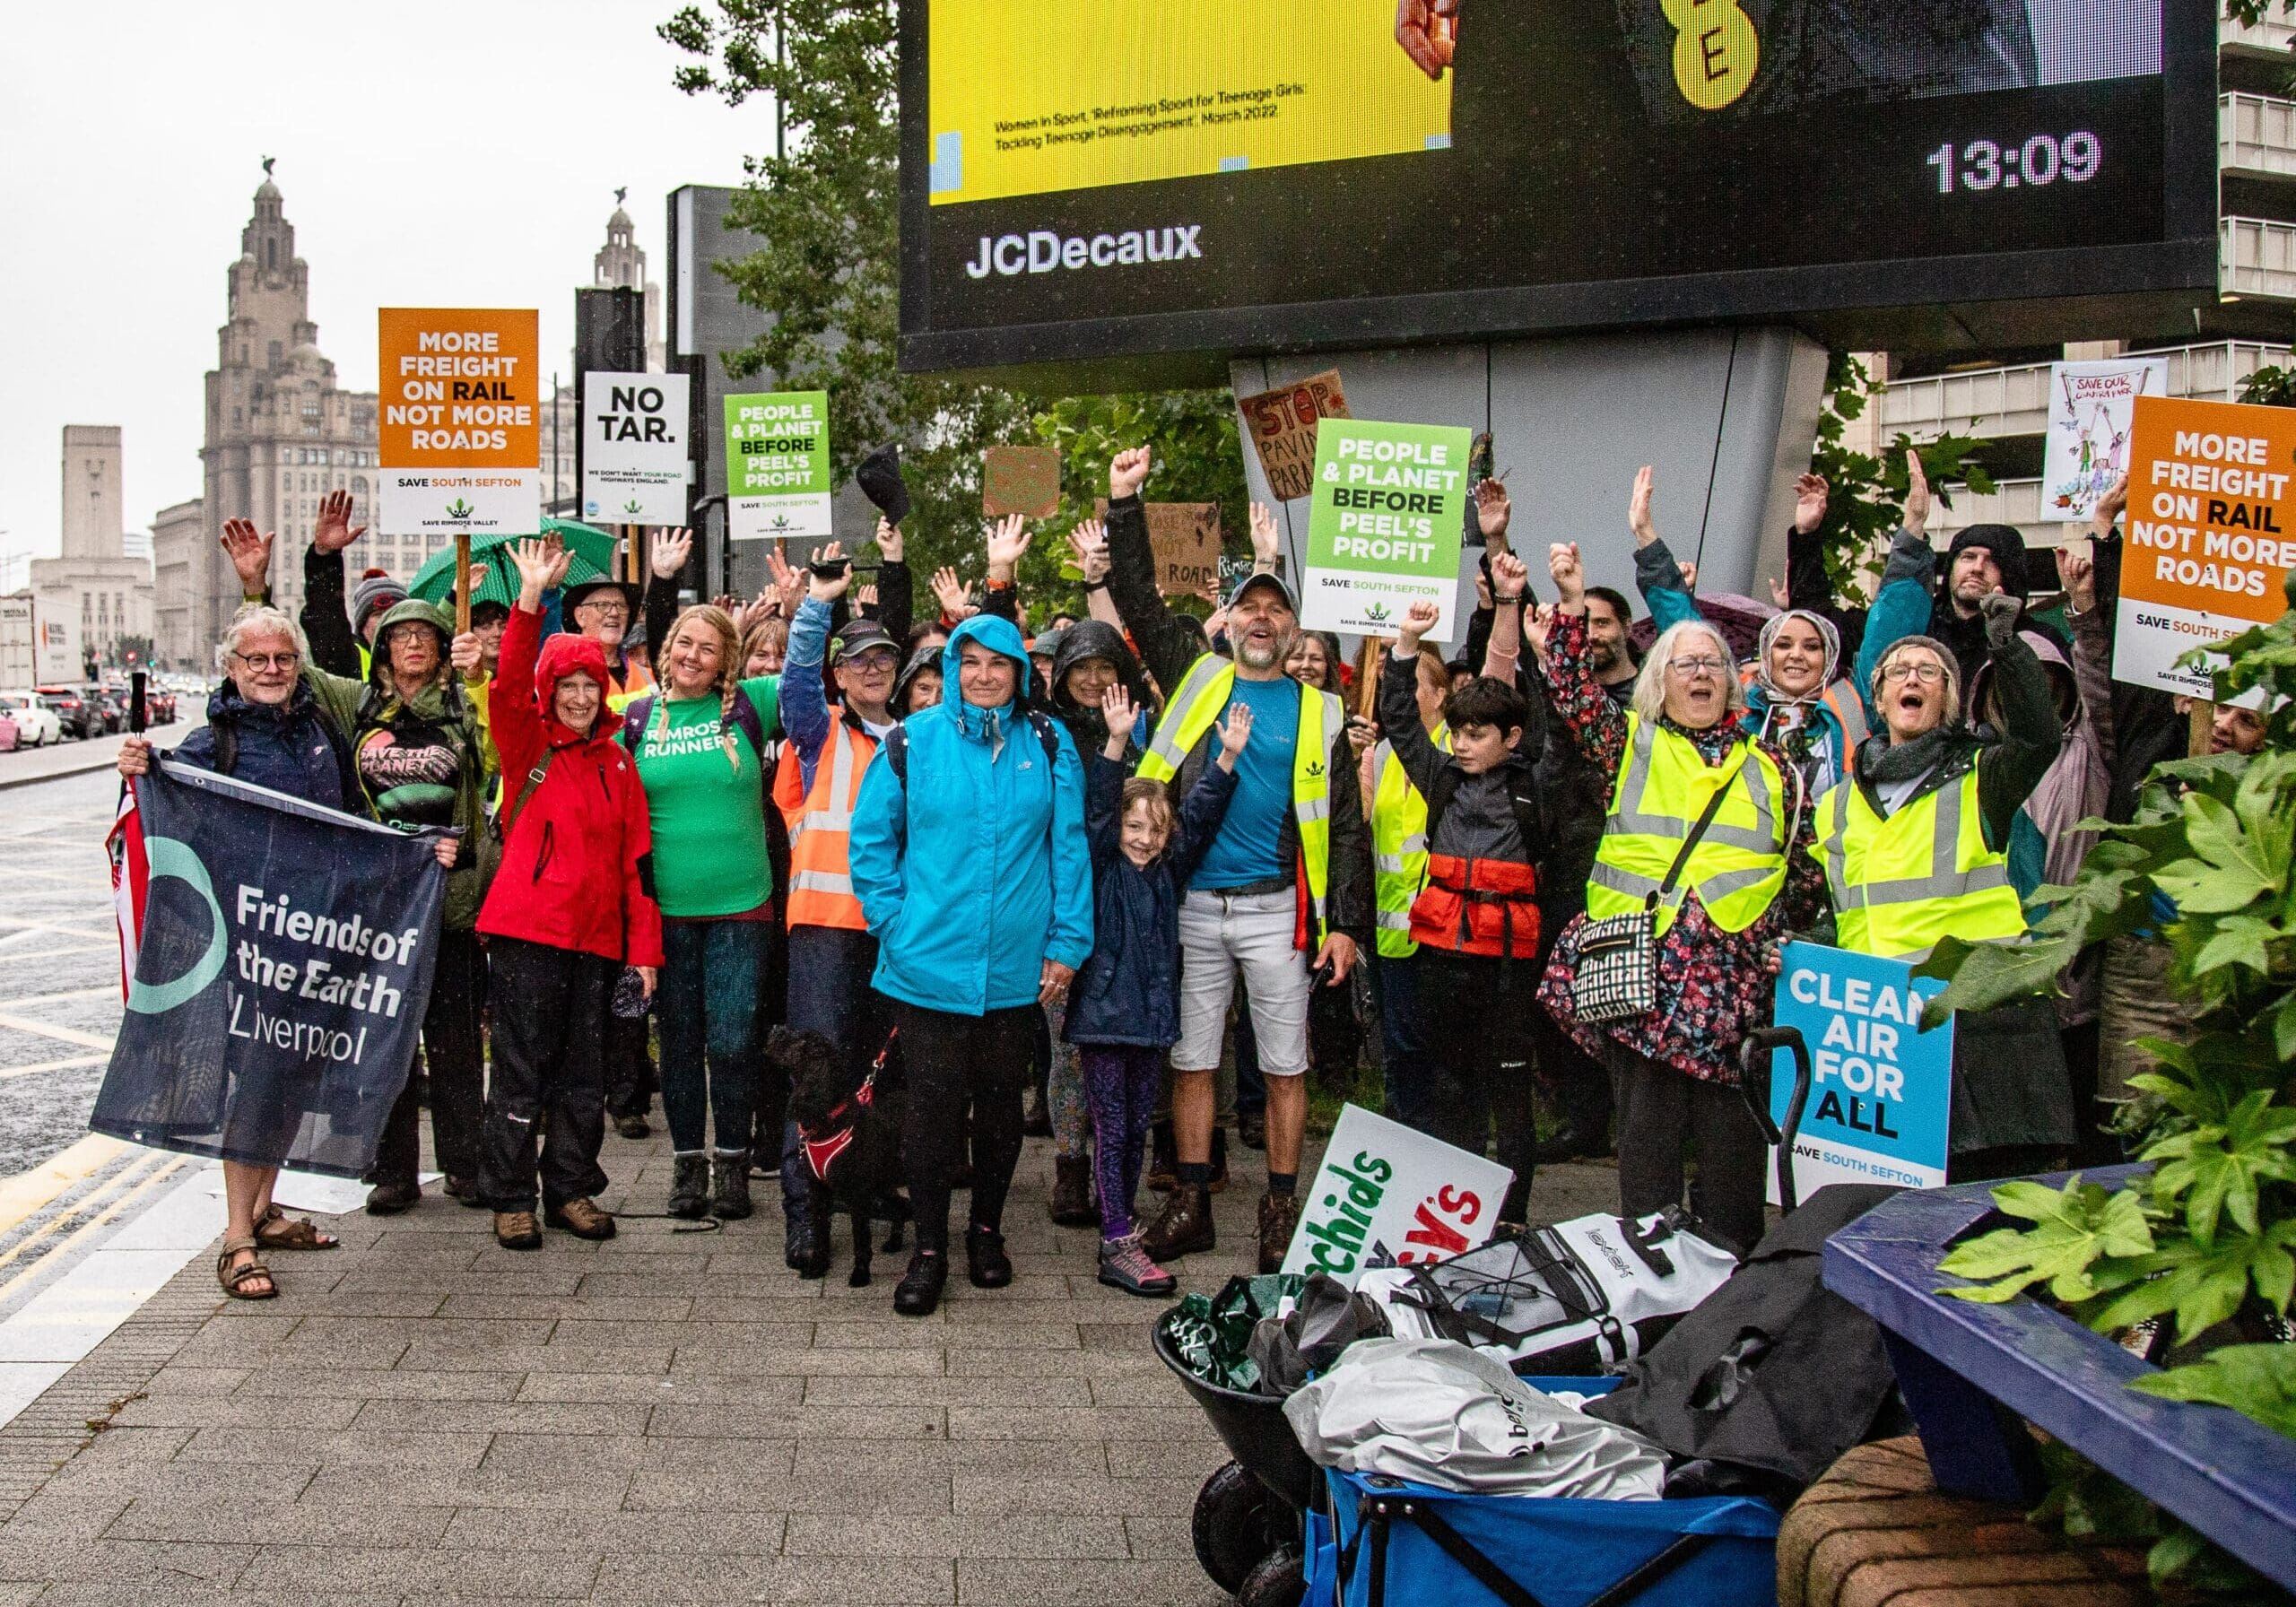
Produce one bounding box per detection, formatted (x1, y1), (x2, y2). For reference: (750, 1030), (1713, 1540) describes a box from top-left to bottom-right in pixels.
(942, 613), (1032, 741)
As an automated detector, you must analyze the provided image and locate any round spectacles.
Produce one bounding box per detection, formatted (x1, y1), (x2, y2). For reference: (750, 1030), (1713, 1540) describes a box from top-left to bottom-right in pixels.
(231, 651), (300, 671)
(1881, 662), (1945, 686)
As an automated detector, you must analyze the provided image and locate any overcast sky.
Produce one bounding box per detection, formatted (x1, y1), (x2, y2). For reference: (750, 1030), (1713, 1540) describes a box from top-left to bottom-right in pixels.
(0, 0), (770, 578)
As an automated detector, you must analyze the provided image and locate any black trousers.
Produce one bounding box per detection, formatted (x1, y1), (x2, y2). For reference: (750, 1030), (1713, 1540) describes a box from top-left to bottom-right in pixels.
(1605, 1039), (1769, 1255)
(1420, 952), (1537, 1225)
(372, 926), (487, 1187)
(479, 936), (614, 1213)
(899, 1001), (1032, 1254)
(604, 1008), (655, 1121)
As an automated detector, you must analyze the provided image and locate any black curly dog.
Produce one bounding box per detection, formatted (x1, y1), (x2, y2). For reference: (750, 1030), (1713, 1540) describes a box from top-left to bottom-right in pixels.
(770, 1026), (909, 1287)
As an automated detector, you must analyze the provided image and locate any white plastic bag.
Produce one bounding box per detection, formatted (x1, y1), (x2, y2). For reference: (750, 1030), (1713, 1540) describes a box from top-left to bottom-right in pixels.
(1282, 1337), (1668, 1499)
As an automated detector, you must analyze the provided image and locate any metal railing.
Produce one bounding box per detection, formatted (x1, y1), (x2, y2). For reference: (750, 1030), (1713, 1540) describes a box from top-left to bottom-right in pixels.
(1875, 341), (2294, 441)
(2222, 12), (2296, 56)
(2222, 215), (2296, 300)
(2222, 92), (2296, 178)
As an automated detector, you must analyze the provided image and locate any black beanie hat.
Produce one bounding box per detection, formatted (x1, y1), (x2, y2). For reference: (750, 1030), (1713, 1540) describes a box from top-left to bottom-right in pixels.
(1946, 524), (2031, 598)
(855, 444), (910, 529)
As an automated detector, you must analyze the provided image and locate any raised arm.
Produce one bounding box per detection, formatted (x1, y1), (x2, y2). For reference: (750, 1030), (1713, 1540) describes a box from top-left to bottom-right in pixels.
(644, 528), (693, 657)
(778, 544), (843, 781)
(1382, 602), (1451, 800)
(1543, 543), (1628, 773)
(1481, 549), (1530, 683)
(1973, 594), (2064, 851)
(1100, 447), (1204, 693)
(2057, 542), (2117, 770)
(1067, 520), (1125, 630)
(1626, 466), (1702, 637)
(873, 517), (914, 646)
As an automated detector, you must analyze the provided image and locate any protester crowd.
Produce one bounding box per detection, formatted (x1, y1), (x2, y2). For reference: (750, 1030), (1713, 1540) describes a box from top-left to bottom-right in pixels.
(116, 440), (2232, 1313)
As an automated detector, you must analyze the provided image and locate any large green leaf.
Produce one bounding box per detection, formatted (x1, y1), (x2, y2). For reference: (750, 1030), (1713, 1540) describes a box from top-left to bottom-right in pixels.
(1937, 1177), (2153, 1305)
(2190, 914), (2282, 980)
(2084, 1219), (2296, 1342)
(2130, 1342), (2296, 1439)
(1914, 934), (2074, 1028)
(2144, 1091), (2296, 1247)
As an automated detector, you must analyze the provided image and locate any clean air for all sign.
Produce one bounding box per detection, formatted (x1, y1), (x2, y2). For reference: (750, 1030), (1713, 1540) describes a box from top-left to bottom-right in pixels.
(1303, 417), (1469, 644)
(726, 390), (831, 541)
(583, 372), (690, 525)
(2116, 395), (2296, 697)
(377, 308), (540, 537)
(1768, 942), (1953, 1200)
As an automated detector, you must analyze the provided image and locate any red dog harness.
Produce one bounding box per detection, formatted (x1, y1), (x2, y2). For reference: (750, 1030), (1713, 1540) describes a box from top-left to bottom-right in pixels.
(801, 1029), (897, 1186)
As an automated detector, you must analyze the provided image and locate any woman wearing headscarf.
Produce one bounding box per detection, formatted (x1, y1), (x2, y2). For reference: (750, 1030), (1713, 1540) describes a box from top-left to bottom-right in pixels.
(1533, 540), (1826, 1253)
(621, 603), (781, 1220)
(1629, 465), (1868, 798)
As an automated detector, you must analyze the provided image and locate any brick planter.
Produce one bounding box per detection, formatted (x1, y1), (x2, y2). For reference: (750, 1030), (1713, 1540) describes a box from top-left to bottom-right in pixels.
(1779, 1437), (2152, 1607)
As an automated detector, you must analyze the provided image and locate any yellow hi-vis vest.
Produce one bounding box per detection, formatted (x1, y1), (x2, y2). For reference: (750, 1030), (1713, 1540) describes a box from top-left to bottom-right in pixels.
(1813, 768), (2025, 960)
(1136, 654), (1339, 942)
(1370, 725), (1448, 960)
(1585, 714), (1789, 938)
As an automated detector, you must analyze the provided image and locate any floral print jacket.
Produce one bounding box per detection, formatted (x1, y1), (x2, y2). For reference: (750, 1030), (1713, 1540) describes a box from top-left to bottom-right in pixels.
(1535, 611), (1826, 1085)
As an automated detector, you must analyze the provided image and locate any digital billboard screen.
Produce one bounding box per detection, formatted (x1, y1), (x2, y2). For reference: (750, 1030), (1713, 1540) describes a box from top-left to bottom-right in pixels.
(899, 1), (2216, 375)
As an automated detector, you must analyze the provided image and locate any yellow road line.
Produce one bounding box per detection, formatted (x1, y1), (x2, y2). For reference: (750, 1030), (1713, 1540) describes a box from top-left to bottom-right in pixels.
(0, 1155), (187, 1306)
(0, 1135), (131, 1241)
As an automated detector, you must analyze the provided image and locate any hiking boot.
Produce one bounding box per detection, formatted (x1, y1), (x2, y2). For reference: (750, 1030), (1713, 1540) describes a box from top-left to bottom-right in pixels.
(711, 1152), (753, 1220)
(1145, 1120), (1178, 1194)
(1098, 1232), (1178, 1298)
(1140, 1186), (1214, 1261)
(614, 1112), (650, 1140)
(966, 1225), (1013, 1289)
(893, 1249), (947, 1316)
(787, 1214), (830, 1279)
(545, 1197), (617, 1240)
(1207, 1126), (1230, 1194)
(363, 1178), (420, 1216)
(443, 1176), (488, 1210)
(1048, 1155), (1098, 1228)
(1257, 1191), (1302, 1275)
(1237, 1108), (1266, 1151)
(493, 1211), (541, 1251)
(1021, 1083), (1053, 1139)
(666, 1155), (710, 1220)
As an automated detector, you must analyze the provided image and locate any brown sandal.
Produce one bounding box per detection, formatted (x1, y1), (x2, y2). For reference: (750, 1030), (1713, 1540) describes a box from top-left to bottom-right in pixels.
(252, 1203), (338, 1251)
(216, 1238), (276, 1300)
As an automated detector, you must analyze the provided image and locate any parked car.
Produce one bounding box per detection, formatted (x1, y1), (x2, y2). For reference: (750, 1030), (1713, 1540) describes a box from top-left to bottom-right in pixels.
(0, 695), (61, 747)
(32, 687), (98, 740)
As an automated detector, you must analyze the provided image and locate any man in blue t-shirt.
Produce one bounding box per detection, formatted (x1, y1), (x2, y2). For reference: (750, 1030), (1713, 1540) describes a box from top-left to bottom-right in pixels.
(1100, 447), (1372, 1273)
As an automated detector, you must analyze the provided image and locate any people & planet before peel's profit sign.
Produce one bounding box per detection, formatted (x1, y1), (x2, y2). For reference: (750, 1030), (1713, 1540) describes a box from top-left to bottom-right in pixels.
(378, 308), (541, 537)
(898, 1), (2209, 377)
(725, 391), (832, 542)
(2115, 395), (2296, 699)
(1303, 417), (1469, 644)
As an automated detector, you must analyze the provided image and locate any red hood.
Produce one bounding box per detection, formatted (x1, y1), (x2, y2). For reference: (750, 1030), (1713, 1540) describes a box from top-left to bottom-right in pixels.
(534, 630), (614, 745)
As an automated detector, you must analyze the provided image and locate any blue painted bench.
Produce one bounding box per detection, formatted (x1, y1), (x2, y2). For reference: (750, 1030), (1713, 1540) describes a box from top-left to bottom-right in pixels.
(1822, 1168), (2296, 1591)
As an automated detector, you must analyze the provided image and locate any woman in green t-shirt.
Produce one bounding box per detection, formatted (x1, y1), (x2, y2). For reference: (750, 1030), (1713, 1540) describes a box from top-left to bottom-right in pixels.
(629, 604), (781, 1220)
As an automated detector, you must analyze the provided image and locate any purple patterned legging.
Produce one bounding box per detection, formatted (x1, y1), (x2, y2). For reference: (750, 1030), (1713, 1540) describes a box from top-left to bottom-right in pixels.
(1077, 1043), (1163, 1240)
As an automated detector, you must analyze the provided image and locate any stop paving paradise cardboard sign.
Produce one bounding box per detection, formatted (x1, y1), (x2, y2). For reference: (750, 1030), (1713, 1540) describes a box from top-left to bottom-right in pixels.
(1282, 1103), (1512, 1287)
(2115, 395), (2296, 698)
(1303, 417), (1470, 645)
(1767, 942), (1953, 1203)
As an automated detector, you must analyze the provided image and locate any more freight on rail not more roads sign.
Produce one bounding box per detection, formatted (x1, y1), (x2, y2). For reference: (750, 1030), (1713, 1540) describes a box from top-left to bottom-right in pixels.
(377, 308), (542, 539)
(2115, 395), (2296, 698)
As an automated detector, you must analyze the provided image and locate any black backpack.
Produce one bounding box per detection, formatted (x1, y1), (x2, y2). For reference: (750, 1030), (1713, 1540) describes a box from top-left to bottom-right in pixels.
(880, 707), (1060, 783)
(1583, 1184), (1908, 1504)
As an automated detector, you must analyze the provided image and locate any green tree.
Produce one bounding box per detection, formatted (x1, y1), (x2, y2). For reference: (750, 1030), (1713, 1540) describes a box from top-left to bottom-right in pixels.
(1807, 352), (1996, 604)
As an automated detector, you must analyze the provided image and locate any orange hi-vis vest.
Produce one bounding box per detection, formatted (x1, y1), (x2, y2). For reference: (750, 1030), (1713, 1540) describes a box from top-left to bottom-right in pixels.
(773, 721), (879, 932)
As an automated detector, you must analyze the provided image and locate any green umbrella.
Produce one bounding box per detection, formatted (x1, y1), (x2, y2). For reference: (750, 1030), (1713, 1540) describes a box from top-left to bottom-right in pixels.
(405, 517), (620, 609)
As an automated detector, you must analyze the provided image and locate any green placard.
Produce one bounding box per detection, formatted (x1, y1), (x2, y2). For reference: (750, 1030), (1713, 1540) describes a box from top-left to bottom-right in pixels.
(725, 390), (831, 540)
(1302, 417), (1470, 642)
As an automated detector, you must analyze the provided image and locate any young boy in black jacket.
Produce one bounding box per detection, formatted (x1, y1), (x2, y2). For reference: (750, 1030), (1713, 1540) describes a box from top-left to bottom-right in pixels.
(1380, 596), (1547, 1225)
(1066, 684), (1248, 1294)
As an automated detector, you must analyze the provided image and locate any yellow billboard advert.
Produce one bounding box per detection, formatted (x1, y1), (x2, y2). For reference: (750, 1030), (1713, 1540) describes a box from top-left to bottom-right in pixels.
(926, 0), (1453, 206)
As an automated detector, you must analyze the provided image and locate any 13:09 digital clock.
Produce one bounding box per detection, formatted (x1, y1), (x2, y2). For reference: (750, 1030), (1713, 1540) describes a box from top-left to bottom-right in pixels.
(1927, 133), (2102, 194)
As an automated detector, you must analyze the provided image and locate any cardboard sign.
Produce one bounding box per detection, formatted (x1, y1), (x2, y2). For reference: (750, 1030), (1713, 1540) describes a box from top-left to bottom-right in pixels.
(1281, 1103), (1512, 1288)
(1095, 498), (1222, 598)
(1302, 416), (1469, 643)
(2040, 359), (2166, 526)
(1768, 942), (1953, 1201)
(2115, 395), (2296, 696)
(726, 390), (832, 541)
(1239, 369), (1349, 502)
(982, 445), (1062, 518)
(377, 308), (541, 538)
(582, 372), (691, 526)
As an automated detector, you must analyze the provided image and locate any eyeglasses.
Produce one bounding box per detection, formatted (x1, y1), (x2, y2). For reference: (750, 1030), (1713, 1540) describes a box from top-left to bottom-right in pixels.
(1881, 662), (1946, 686)
(575, 599), (628, 616)
(231, 651), (300, 671)
(1665, 656), (1726, 678)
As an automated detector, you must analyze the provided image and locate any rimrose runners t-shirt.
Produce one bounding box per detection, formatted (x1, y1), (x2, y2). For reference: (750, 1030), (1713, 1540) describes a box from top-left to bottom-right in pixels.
(632, 677), (780, 917)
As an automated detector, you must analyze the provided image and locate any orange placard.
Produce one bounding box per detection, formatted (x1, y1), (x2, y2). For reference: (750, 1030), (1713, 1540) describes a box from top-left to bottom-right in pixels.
(378, 308), (540, 467)
(2115, 395), (2296, 695)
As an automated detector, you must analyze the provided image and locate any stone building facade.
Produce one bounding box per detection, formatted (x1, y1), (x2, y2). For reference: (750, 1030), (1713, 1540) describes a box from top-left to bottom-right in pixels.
(29, 425), (155, 673)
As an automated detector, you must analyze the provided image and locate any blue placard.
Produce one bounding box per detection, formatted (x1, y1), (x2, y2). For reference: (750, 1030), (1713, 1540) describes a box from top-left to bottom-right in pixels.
(1769, 940), (1955, 1197)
